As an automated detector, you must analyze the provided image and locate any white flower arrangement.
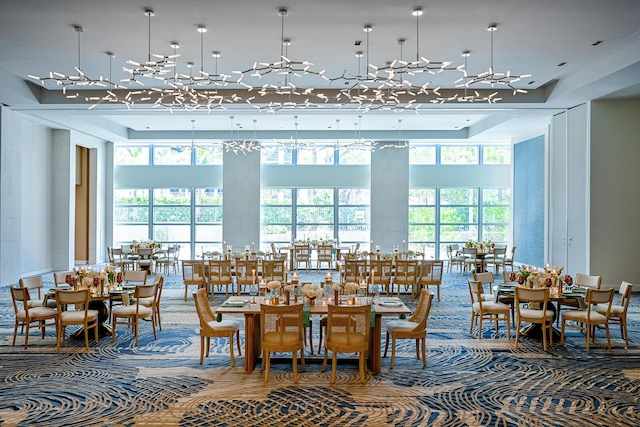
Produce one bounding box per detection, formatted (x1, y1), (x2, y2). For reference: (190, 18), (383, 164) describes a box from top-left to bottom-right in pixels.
(283, 284), (294, 294)
(382, 252), (393, 259)
(331, 283), (342, 292)
(344, 282), (359, 293)
(301, 283), (324, 299)
(267, 280), (282, 291)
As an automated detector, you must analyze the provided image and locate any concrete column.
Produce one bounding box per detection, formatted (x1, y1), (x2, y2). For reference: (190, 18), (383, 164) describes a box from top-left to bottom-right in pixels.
(52, 130), (75, 270)
(370, 142), (409, 252)
(222, 149), (261, 250)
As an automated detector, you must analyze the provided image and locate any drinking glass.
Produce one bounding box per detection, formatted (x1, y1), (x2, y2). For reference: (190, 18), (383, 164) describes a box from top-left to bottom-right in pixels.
(249, 284), (258, 304)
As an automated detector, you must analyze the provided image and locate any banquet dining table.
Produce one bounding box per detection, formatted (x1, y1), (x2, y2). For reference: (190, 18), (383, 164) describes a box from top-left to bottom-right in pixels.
(494, 282), (587, 339)
(44, 285), (135, 338)
(215, 296), (411, 373)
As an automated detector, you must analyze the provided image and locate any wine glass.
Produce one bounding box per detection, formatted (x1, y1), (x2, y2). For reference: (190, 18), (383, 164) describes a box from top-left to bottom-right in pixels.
(249, 284), (258, 304)
(373, 285), (381, 304)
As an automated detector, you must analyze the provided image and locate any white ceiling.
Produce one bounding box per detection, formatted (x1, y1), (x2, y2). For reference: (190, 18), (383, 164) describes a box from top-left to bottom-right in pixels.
(1, 0), (639, 142)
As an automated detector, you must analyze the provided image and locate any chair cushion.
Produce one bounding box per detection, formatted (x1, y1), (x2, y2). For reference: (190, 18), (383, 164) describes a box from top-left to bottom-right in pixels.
(133, 297), (155, 307)
(562, 310), (607, 323)
(473, 301), (509, 312)
(16, 306), (58, 321)
(594, 304), (623, 316)
(519, 308), (554, 320)
(263, 331), (301, 345)
(205, 320), (239, 332)
(112, 305), (153, 317)
(481, 293), (494, 301)
(61, 309), (98, 323)
(386, 320), (419, 333)
(327, 332), (367, 346)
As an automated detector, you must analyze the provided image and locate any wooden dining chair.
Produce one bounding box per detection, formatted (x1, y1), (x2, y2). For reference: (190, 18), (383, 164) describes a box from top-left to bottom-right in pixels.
(561, 288), (614, 353)
(55, 288), (99, 352)
(595, 281), (633, 347)
(416, 260), (443, 301)
(193, 288), (241, 367)
(19, 275), (56, 308)
(208, 259), (234, 299)
(514, 287), (554, 351)
(261, 303), (305, 383)
(11, 286), (58, 349)
(322, 304), (371, 384)
(111, 283), (157, 346)
(393, 259), (419, 297)
(468, 279), (511, 340)
(384, 289), (434, 369)
(182, 260), (207, 301)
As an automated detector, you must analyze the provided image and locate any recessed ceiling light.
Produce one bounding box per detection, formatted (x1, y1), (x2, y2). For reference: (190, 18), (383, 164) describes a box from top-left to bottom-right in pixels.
(591, 40), (603, 46)
(557, 62), (567, 67)
(355, 40), (362, 46)
(528, 80), (535, 85)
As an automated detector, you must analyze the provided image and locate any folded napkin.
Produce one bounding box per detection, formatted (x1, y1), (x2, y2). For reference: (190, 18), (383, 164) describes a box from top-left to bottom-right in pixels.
(222, 300), (247, 307)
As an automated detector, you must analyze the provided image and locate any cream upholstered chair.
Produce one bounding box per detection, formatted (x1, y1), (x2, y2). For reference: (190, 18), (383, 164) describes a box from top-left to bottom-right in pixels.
(19, 276), (55, 308)
(503, 246), (517, 271)
(384, 289), (434, 369)
(193, 288), (241, 367)
(182, 260), (206, 301)
(208, 259), (233, 299)
(473, 272), (496, 301)
(235, 258), (259, 296)
(515, 287), (554, 350)
(486, 246), (508, 274)
(417, 260), (443, 301)
(462, 247), (481, 275)
(468, 280), (511, 340)
(261, 303), (305, 383)
(558, 273), (602, 323)
(110, 269), (148, 315)
(111, 283), (157, 346)
(55, 288), (99, 352)
(109, 246), (135, 272)
(53, 271), (76, 288)
(393, 259), (418, 297)
(11, 286), (58, 349)
(294, 244), (311, 271)
(316, 244), (333, 271)
(446, 244), (465, 273)
(595, 281), (633, 347)
(322, 304), (371, 384)
(132, 275), (165, 330)
(155, 245), (179, 275)
(136, 247), (154, 274)
(561, 288), (614, 353)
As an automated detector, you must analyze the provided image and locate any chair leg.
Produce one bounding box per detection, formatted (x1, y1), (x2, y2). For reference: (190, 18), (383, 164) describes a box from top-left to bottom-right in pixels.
(292, 351), (298, 384)
(199, 335), (205, 364)
(359, 351), (366, 384)
(383, 331), (390, 357)
(515, 319), (521, 348)
(264, 351), (270, 383)
(321, 348), (328, 372)
(236, 330), (242, 356)
(229, 333), (235, 367)
(390, 337), (396, 370)
(331, 351), (338, 384)
(421, 337), (427, 367)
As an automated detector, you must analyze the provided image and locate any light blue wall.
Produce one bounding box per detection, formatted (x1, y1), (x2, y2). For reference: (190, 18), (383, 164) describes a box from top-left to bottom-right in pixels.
(513, 136), (545, 267)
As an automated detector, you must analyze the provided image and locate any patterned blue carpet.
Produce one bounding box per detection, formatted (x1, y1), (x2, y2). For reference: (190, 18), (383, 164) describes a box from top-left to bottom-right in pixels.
(1, 267), (640, 426)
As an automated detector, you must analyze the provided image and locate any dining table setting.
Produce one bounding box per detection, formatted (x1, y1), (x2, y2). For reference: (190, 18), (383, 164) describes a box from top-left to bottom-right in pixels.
(215, 291), (411, 373)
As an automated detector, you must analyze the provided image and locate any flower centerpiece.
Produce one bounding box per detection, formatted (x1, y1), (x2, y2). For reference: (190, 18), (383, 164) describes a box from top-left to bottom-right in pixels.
(516, 266), (532, 285)
(105, 264), (116, 287)
(73, 265), (106, 295)
(301, 283), (324, 304)
(344, 281), (359, 304)
(343, 282), (359, 295)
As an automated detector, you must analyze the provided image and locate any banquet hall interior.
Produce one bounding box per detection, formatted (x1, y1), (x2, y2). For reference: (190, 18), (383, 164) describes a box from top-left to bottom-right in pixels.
(1, 1), (640, 425)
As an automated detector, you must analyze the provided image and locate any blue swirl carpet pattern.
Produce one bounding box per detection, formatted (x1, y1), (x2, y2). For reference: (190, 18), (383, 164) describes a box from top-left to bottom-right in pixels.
(1, 269), (639, 426)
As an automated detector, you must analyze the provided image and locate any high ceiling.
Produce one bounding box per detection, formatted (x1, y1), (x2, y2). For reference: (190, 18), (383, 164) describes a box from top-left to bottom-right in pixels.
(1, 0), (639, 143)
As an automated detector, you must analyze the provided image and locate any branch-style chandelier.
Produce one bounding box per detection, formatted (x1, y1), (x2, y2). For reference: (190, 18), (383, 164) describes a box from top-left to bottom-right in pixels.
(456, 24), (531, 95)
(29, 26), (114, 96)
(30, 8), (531, 113)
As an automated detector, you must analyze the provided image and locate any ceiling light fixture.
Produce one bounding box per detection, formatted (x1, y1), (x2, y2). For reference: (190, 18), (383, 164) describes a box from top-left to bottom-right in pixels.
(460, 24), (530, 95)
(435, 51), (501, 104)
(30, 25), (112, 96)
(234, 8), (329, 112)
(122, 9), (177, 86)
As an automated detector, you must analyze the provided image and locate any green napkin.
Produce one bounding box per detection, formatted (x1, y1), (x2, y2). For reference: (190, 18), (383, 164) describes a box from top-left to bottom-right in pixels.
(370, 306), (376, 327)
(303, 306), (311, 328)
